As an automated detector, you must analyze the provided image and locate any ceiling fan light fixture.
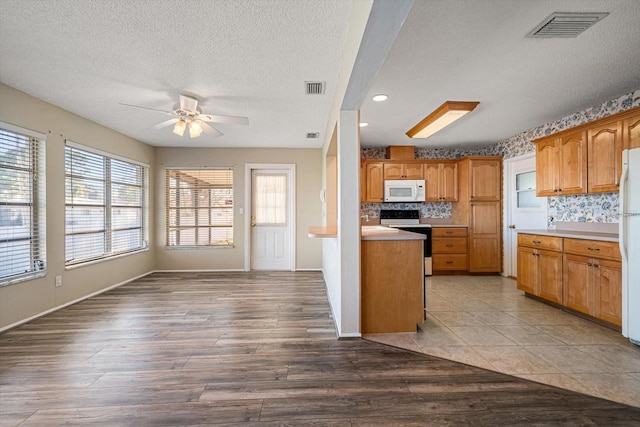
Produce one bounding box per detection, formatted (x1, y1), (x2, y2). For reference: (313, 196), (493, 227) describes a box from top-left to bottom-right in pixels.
(173, 119), (186, 136)
(189, 120), (203, 138)
(406, 101), (479, 139)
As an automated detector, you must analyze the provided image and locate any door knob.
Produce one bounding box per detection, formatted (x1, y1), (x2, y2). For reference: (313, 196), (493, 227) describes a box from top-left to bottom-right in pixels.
(508, 224), (516, 229)
(251, 223), (256, 228)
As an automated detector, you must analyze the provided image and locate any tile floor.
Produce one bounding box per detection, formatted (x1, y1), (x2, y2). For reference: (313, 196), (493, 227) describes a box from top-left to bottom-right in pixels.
(364, 275), (640, 408)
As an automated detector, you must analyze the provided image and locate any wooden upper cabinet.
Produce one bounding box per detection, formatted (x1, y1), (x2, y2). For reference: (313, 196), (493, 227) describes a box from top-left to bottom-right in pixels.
(535, 131), (587, 196)
(536, 137), (559, 196)
(558, 130), (588, 195)
(623, 113), (640, 150)
(383, 163), (424, 180)
(588, 120), (623, 193)
(364, 162), (384, 202)
(469, 158), (501, 201)
(425, 161), (458, 202)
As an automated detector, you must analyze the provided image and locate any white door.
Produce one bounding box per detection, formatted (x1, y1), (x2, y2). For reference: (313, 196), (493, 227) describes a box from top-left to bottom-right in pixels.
(503, 153), (547, 278)
(250, 169), (293, 270)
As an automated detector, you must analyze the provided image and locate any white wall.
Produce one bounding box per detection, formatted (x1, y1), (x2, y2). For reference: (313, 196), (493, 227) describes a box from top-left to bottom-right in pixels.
(154, 147), (322, 271)
(0, 84), (156, 330)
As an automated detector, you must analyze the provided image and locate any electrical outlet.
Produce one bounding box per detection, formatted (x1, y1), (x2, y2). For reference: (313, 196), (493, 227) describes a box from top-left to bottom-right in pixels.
(55, 275), (62, 287)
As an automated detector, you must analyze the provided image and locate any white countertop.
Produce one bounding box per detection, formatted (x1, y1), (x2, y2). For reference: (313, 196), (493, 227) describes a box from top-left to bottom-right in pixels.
(361, 226), (426, 241)
(517, 229), (619, 243)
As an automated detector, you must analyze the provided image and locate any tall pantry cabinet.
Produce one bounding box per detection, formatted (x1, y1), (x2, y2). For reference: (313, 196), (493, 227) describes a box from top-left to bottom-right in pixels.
(452, 156), (503, 273)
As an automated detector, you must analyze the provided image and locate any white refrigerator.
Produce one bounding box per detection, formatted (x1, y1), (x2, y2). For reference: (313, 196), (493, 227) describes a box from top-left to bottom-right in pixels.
(620, 147), (640, 345)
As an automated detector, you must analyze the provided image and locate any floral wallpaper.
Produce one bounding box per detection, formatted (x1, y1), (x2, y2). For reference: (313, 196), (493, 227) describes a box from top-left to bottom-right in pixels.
(361, 90), (639, 224)
(361, 202), (452, 219)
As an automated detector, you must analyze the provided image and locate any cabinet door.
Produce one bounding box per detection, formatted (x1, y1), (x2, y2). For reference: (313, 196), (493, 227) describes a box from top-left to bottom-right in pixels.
(383, 163), (404, 180)
(538, 249), (563, 304)
(469, 159), (501, 201)
(623, 113), (640, 150)
(558, 130), (587, 195)
(365, 163), (384, 202)
(593, 258), (622, 326)
(563, 253), (591, 315)
(469, 201), (501, 272)
(425, 163), (441, 201)
(517, 246), (537, 294)
(441, 162), (458, 201)
(405, 163), (424, 180)
(588, 121), (623, 193)
(536, 138), (559, 196)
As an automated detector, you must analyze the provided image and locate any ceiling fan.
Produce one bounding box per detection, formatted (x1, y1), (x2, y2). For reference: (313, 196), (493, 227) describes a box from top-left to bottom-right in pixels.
(119, 94), (249, 138)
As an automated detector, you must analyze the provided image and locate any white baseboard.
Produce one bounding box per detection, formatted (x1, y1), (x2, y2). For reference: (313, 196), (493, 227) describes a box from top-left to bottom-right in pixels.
(295, 268), (323, 271)
(153, 269), (245, 273)
(0, 270), (155, 333)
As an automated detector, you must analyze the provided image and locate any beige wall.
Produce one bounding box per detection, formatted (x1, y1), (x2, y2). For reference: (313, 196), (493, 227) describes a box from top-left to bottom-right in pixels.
(0, 84), (324, 330)
(155, 147), (323, 271)
(0, 84), (156, 330)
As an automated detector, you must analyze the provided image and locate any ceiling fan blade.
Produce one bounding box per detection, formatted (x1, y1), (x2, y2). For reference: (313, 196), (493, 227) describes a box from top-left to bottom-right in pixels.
(119, 103), (175, 116)
(179, 95), (198, 113)
(201, 122), (223, 138)
(153, 118), (179, 129)
(198, 114), (249, 125)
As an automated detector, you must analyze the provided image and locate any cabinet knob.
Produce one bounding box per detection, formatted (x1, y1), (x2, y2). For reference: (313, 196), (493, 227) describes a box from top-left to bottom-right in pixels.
(594, 264), (599, 268)
(588, 263), (593, 266)
(508, 224), (516, 229)
(533, 240), (541, 244)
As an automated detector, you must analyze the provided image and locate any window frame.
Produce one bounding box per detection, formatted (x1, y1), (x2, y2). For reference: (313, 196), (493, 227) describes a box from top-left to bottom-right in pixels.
(0, 121), (46, 286)
(165, 168), (234, 248)
(64, 141), (149, 268)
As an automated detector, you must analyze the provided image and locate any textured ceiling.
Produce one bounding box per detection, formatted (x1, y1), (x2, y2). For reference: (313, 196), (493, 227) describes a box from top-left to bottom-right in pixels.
(359, 0), (640, 149)
(1, 1), (639, 150)
(0, 0), (352, 148)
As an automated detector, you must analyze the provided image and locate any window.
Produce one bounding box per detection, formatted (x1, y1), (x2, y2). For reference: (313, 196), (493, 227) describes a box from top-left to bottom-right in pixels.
(516, 171), (542, 208)
(166, 169), (233, 247)
(0, 123), (46, 285)
(65, 142), (148, 266)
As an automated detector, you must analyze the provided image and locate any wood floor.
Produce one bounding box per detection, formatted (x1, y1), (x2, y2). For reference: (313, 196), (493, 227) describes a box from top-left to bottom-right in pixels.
(1, 272), (640, 426)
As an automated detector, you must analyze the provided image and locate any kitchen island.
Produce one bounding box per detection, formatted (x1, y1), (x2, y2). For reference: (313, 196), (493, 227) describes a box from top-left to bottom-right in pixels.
(361, 226), (425, 333)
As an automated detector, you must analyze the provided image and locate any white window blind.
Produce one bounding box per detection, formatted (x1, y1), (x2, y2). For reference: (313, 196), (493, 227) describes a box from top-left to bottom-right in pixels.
(65, 143), (147, 266)
(0, 125), (46, 285)
(166, 169), (233, 247)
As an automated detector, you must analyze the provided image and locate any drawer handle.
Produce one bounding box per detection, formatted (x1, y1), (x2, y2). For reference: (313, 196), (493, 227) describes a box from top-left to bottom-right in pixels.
(446, 261), (453, 264)
(594, 264), (599, 268)
(588, 247), (600, 251)
(446, 231), (454, 234)
(446, 244), (453, 247)
(532, 240), (541, 244)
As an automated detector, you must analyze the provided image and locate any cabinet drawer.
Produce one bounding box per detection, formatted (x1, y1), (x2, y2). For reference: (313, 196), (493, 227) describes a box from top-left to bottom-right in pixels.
(564, 238), (621, 261)
(433, 238), (467, 253)
(433, 254), (468, 270)
(518, 233), (563, 252)
(433, 227), (468, 237)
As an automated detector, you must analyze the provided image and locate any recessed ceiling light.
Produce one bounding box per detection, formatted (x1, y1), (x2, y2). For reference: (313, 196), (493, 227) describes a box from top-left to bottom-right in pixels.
(372, 94), (388, 102)
(359, 122), (369, 127)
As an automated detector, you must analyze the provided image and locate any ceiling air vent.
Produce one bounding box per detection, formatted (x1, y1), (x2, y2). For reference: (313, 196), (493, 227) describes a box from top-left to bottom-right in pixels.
(526, 12), (609, 38)
(306, 132), (320, 139)
(305, 81), (325, 95)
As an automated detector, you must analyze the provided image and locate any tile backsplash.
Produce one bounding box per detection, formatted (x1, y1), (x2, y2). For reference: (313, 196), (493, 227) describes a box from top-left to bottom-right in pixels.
(362, 90), (639, 224)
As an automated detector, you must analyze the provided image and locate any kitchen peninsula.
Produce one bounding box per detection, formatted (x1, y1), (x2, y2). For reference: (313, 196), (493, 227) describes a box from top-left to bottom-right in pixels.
(361, 226), (425, 333)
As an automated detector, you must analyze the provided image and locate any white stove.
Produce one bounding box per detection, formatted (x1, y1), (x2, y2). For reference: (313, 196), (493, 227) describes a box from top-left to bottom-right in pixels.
(380, 210), (432, 276)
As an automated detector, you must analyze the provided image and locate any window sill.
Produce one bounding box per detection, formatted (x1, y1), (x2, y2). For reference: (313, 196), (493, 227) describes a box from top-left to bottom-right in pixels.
(65, 248), (149, 270)
(0, 271), (47, 287)
(164, 245), (235, 250)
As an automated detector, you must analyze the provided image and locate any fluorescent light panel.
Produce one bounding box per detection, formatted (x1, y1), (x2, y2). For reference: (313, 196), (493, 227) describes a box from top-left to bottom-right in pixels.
(406, 101), (479, 139)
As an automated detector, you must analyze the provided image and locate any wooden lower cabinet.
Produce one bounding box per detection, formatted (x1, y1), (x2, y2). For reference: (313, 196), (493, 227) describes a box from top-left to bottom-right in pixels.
(432, 227), (468, 273)
(517, 235), (563, 304)
(563, 253), (622, 326)
(469, 201), (501, 272)
(518, 233), (622, 327)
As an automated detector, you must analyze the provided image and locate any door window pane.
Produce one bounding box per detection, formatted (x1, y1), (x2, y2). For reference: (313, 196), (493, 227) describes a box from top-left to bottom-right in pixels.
(254, 174), (286, 225)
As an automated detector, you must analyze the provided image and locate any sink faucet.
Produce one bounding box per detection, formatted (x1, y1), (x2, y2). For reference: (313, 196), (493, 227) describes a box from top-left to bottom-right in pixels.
(360, 214), (370, 222)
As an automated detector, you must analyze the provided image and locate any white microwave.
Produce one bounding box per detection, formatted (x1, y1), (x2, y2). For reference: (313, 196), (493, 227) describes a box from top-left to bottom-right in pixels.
(384, 180), (426, 202)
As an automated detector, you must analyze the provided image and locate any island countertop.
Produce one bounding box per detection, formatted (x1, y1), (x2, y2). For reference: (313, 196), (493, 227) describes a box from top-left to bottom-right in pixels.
(361, 226), (426, 241)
